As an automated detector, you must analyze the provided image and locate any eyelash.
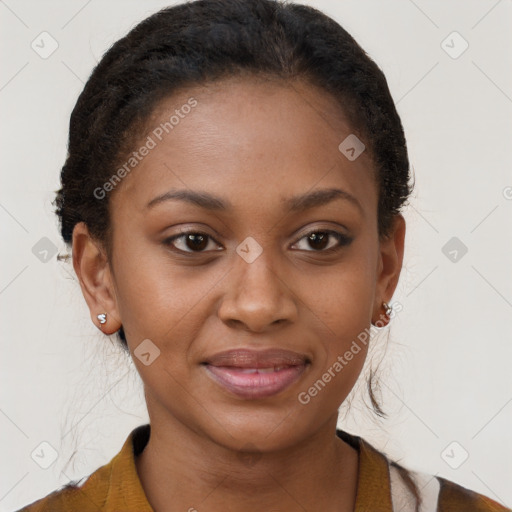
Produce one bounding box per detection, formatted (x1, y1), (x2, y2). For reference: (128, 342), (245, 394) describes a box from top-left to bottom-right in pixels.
(163, 229), (352, 255)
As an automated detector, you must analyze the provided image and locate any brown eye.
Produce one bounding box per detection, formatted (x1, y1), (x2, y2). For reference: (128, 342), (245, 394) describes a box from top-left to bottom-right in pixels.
(164, 231), (223, 253)
(293, 230), (352, 252)
(307, 232), (329, 250)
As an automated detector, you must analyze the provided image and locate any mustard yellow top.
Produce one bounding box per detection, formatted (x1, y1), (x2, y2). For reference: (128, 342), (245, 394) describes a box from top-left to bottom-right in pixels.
(17, 424), (511, 511)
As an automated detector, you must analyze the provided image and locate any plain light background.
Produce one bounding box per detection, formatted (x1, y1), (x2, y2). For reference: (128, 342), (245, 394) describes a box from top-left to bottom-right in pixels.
(1, 0), (511, 510)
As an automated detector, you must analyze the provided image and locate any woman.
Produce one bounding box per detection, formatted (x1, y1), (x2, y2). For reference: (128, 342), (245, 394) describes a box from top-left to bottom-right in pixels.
(17, 0), (510, 510)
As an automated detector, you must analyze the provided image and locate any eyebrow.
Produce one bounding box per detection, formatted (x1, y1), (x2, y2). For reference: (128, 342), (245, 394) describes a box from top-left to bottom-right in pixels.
(286, 188), (363, 214)
(146, 189), (227, 211)
(146, 187), (363, 214)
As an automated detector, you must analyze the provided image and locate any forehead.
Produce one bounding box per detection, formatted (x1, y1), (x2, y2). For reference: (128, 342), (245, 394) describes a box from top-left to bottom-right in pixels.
(112, 76), (377, 218)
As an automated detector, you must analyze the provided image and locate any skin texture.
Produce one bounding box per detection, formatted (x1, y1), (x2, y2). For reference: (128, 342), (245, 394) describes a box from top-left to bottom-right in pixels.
(72, 76), (406, 512)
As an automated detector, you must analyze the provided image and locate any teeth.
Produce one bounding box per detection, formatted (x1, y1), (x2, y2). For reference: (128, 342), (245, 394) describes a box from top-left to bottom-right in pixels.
(236, 367), (286, 374)
(257, 367), (276, 373)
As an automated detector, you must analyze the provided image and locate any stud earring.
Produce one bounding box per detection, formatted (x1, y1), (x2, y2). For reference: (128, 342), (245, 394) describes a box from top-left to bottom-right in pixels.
(97, 313), (107, 325)
(382, 301), (392, 318)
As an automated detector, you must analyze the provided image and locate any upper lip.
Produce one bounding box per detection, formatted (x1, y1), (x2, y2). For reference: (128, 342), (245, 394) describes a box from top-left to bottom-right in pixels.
(203, 348), (310, 369)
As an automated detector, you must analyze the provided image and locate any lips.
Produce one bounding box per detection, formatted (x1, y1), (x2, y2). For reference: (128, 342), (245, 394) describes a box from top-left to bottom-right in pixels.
(202, 348), (310, 399)
(203, 348), (309, 368)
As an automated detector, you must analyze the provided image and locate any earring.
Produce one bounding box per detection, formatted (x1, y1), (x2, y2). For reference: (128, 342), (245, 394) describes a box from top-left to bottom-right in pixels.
(97, 313), (107, 325)
(382, 301), (392, 318)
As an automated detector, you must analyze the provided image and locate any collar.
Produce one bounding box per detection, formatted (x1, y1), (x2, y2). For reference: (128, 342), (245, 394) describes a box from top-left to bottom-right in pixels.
(337, 429), (394, 510)
(103, 424), (393, 512)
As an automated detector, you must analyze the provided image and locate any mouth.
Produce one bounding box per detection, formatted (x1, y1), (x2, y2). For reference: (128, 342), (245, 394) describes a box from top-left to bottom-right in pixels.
(201, 348), (311, 400)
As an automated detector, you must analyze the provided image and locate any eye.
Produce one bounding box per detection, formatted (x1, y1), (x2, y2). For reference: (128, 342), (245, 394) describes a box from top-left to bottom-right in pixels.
(292, 230), (352, 252)
(164, 231), (223, 253)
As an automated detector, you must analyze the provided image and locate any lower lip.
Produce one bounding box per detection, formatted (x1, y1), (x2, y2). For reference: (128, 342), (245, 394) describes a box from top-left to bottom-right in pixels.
(204, 364), (307, 399)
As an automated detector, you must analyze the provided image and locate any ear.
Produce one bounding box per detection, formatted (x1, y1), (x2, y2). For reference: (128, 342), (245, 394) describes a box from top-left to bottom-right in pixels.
(72, 222), (122, 335)
(371, 214), (406, 326)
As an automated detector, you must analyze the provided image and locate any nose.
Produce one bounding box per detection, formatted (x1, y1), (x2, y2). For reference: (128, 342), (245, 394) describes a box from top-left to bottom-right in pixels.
(218, 250), (298, 333)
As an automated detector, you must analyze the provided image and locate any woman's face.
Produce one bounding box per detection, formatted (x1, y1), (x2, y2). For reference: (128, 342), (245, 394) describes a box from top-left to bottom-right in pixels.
(76, 76), (405, 452)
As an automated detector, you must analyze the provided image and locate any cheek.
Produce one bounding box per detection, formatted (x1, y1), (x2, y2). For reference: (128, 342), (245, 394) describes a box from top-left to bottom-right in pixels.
(113, 260), (208, 346)
(110, 227), (186, 335)
(111, 235), (226, 362)
(303, 245), (376, 397)
(312, 246), (376, 341)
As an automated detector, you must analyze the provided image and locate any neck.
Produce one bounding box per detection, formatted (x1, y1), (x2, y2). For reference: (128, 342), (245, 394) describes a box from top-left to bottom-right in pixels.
(135, 414), (359, 512)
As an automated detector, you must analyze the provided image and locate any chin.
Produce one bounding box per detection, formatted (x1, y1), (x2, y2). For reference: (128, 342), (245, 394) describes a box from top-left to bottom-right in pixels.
(201, 411), (316, 453)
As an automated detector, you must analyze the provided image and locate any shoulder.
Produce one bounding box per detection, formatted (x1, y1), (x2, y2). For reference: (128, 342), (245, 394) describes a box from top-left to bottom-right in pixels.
(337, 429), (510, 512)
(14, 424), (152, 512)
(15, 463), (112, 512)
(436, 474), (511, 512)
(389, 460), (511, 512)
